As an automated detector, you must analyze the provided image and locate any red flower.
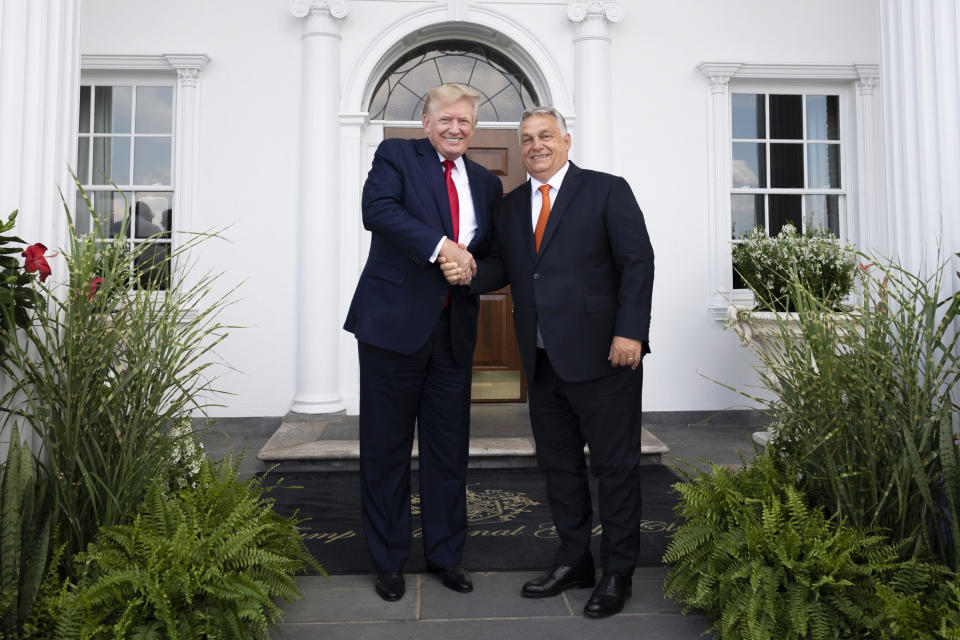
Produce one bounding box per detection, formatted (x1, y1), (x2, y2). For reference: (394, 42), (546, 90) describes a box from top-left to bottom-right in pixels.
(22, 243), (51, 282)
(87, 277), (104, 300)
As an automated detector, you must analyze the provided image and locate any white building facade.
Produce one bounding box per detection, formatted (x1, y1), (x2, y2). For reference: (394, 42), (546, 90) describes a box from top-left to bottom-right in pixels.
(1, 0), (957, 419)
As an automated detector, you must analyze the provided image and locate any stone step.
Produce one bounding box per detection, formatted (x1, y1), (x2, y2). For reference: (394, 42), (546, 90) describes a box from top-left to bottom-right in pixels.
(258, 413), (669, 471)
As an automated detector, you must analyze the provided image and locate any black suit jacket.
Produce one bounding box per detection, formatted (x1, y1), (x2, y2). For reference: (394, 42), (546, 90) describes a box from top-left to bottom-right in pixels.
(345, 137), (503, 365)
(471, 162), (654, 382)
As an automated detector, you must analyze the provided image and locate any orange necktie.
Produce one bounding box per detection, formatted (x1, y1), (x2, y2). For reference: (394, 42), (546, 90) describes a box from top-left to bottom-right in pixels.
(534, 184), (551, 251)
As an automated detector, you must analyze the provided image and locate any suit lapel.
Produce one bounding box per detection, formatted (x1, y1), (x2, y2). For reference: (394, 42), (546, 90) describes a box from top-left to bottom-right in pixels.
(415, 138), (455, 239)
(536, 162), (583, 262)
(511, 181), (536, 257)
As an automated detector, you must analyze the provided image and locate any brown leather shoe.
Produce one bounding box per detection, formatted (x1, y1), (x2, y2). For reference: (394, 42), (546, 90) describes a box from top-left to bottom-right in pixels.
(583, 573), (631, 618)
(375, 570), (404, 601)
(521, 556), (596, 598)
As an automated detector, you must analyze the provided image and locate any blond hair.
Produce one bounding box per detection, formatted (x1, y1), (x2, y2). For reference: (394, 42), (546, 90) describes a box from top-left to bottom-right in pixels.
(422, 84), (482, 123)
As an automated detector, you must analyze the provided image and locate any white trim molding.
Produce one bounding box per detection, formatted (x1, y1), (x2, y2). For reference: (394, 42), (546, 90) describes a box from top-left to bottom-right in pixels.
(698, 61), (882, 321)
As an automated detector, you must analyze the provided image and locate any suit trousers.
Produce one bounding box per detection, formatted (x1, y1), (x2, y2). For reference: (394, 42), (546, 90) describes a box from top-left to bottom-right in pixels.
(357, 308), (472, 572)
(529, 348), (645, 577)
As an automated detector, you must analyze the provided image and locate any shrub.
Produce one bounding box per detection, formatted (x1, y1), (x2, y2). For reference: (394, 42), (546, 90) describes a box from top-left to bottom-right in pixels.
(51, 457), (323, 639)
(665, 452), (898, 640)
(753, 255), (960, 565)
(0, 191), (233, 559)
(732, 224), (856, 312)
(0, 425), (54, 640)
(0, 210), (41, 358)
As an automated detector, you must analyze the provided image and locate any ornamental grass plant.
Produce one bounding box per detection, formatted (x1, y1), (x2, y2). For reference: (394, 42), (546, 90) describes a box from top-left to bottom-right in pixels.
(747, 254), (960, 567)
(733, 224), (857, 312)
(0, 190), (234, 561)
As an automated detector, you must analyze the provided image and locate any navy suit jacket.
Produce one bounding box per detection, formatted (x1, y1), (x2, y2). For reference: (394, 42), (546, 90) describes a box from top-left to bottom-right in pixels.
(471, 162), (654, 382)
(345, 137), (503, 365)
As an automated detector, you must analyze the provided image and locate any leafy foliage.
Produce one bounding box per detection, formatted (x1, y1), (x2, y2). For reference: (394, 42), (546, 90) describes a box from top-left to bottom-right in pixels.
(0, 188), (234, 560)
(753, 255), (960, 565)
(665, 453), (900, 640)
(0, 211), (41, 358)
(0, 425), (54, 640)
(732, 224), (856, 312)
(51, 457), (323, 639)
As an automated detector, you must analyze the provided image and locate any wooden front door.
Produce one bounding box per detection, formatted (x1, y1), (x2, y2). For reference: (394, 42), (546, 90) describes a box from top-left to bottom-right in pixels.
(383, 127), (527, 401)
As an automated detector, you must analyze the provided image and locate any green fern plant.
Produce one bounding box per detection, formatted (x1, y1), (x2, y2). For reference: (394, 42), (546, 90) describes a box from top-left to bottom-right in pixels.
(0, 424), (55, 640)
(52, 457), (323, 639)
(664, 453), (900, 640)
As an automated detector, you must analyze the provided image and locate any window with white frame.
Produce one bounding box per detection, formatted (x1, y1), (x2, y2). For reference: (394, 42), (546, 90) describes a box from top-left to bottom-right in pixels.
(75, 82), (175, 289)
(729, 90), (844, 288)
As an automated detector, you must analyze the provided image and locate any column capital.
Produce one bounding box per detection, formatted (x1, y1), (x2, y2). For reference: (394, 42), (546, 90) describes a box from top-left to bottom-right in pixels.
(567, 1), (623, 24)
(290, 0), (349, 19)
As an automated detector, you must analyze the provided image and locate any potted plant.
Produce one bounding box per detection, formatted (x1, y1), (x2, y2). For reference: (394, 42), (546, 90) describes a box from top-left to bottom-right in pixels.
(726, 223), (857, 444)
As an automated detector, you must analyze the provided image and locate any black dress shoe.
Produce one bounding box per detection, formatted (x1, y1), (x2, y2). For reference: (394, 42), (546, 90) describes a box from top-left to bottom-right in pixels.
(521, 557), (596, 598)
(375, 570), (404, 601)
(430, 564), (473, 593)
(583, 573), (632, 618)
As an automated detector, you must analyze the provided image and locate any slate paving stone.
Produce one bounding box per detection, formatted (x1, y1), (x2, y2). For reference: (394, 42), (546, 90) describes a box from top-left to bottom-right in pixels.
(272, 612), (714, 640)
(280, 574), (420, 623)
(419, 571), (572, 620)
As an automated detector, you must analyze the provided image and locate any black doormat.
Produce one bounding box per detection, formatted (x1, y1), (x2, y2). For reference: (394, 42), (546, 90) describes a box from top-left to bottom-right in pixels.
(262, 465), (681, 575)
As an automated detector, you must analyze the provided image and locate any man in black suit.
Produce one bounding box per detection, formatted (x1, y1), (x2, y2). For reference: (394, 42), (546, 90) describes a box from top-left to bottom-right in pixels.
(344, 84), (503, 602)
(442, 106), (654, 618)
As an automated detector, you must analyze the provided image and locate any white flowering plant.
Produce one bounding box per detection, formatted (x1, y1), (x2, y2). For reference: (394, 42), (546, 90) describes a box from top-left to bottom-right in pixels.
(732, 224), (857, 312)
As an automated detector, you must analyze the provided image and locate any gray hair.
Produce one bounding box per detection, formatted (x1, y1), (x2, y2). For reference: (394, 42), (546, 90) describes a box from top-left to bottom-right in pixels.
(518, 106), (568, 139)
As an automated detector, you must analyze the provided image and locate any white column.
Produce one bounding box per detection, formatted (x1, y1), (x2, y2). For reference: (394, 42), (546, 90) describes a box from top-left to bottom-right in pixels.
(879, 0), (960, 276)
(0, 0), (80, 261)
(338, 113), (365, 415)
(852, 66), (883, 256)
(0, 0), (81, 454)
(165, 55), (209, 246)
(567, 1), (622, 173)
(289, 0), (348, 414)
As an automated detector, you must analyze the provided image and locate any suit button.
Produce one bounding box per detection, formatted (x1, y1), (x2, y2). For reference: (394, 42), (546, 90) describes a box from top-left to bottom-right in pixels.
(533, 273), (540, 280)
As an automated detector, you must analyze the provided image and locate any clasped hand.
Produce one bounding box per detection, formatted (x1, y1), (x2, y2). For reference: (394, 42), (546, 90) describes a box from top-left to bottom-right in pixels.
(437, 239), (475, 286)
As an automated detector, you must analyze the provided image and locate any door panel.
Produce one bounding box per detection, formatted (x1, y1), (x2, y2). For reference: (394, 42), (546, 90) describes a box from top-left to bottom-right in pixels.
(384, 127), (527, 401)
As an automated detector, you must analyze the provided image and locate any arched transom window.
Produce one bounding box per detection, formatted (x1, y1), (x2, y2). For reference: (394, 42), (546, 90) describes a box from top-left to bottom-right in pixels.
(368, 40), (539, 122)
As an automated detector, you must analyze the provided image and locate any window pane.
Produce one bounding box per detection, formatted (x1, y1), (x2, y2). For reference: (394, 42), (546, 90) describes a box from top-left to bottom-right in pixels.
(76, 137), (90, 184)
(134, 192), (172, 239)
(731, 93), (765, 139)
(396, 61), (443, 107)
(770, 143), (804, 188)
(769, 194), (802, 233)
(136, 86), (173, 134)
(134, 242), (170, 289)
(436, 55), (476, 86)
(807, 143), (840, 188)
(732, 142), (766, 188)
(133, 138), (171, 185)
(806, 95), (839, 140)
(769, 94), (802, 139)
(806, 194), (840, 235)
(74, 192), (91, 235)
(93, 86), (132, 133)
(88, 191), (132, 238)
(79, 86), (91, 133)
(384, 83), (421, 120)
(731, 194), (764, 238)
(92, 137), (131, 185)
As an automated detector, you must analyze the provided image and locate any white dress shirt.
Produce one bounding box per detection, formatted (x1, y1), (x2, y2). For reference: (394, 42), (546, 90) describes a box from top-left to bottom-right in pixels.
(429, 153), (477, 262)
(528, 161), (570, 234)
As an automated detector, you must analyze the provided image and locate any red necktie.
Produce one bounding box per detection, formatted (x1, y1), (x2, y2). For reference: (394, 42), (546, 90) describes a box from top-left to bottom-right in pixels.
(442, 160), (459, 242)
(534, 184), (551, 251)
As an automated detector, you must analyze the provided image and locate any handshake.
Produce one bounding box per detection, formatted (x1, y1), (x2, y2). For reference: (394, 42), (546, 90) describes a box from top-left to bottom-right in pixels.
(437, 238), (476, 286)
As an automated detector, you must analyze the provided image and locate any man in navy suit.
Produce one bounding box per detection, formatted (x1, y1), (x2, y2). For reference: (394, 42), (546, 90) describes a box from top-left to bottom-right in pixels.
(442, 106), (654, 618)
(344, 84), (503, 602)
